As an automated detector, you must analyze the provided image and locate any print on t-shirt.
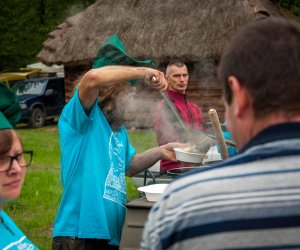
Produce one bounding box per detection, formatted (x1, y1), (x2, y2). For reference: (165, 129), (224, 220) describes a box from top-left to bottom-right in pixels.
(103, 132), (127, 206)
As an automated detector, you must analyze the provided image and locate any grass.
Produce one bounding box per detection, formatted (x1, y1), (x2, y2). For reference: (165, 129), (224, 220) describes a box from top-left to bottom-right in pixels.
(4, 124), (157, 249)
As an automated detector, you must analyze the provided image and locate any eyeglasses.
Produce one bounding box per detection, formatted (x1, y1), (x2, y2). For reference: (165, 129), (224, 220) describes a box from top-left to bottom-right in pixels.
(0, 150), (33, 172)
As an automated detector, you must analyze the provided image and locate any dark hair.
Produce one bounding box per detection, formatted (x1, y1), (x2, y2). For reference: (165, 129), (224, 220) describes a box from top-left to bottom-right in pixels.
(0, 129), (14, 154)
(218, 18), (300, 118)
(167, 60), (186, 68)
(98, 81), (130, 108)
(73, 73), (86, 94)
(98, 81), (132, 131)
(72, 72), (132, 131)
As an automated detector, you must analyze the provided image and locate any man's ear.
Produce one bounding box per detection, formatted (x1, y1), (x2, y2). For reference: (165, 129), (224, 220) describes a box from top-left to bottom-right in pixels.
(227, 76), (251, 118)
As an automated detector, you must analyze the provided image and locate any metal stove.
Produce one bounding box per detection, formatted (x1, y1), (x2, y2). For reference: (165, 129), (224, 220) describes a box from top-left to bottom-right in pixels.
(120, 168), (196, 250)
(121, 159), (222, 249)
(120, 197), (153, 250)
(120, 168), (174, 250)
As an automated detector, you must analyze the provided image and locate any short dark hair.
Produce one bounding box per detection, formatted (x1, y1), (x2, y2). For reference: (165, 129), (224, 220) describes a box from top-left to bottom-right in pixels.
(167, 60), (186, 68)
(218, 18), (300, 118)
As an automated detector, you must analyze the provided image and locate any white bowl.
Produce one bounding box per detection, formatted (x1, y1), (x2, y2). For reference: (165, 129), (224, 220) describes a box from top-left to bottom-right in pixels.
(137, 184), (169, 202)
(202, 145), (222, 163)
(174, 148), (205, 163)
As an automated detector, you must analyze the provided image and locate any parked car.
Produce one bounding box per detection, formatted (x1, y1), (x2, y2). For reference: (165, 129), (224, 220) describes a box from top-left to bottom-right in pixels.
(12, 77), (66, 128)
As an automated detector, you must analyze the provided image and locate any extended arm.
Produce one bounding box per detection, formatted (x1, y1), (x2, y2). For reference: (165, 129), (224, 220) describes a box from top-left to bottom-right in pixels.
(126, 142), (186, 177)
(78, 66), (167, 109)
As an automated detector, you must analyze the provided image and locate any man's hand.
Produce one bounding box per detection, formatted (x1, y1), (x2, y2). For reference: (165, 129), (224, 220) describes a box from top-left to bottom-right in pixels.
(160, 142), (188, 162)
(144, 68), (168, 91)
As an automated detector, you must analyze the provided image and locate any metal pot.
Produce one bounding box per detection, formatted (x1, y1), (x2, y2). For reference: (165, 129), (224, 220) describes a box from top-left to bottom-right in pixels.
(167, 167), (200, 178)
(166, 160), (223, 178)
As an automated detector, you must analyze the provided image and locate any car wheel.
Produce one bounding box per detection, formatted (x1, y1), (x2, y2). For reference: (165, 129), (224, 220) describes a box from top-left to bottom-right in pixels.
(29, 108), (46, 128)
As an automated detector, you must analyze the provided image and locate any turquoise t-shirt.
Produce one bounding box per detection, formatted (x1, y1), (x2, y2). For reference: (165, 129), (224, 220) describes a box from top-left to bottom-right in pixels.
(53, 89), (136, 245)
(223, 131), (238, 157)
(0, 210), (39, 249)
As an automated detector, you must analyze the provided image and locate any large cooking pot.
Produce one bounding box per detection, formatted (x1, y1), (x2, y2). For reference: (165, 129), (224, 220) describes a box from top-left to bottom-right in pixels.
(167, 160), (223, 178)
(167, 167), (200, 178)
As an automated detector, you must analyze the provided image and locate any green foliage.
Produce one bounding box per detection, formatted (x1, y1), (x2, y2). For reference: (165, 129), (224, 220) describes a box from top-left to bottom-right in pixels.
(272, 0), (300, 18)
(0, 0), (95, 71)
(0, 0), (299, 71)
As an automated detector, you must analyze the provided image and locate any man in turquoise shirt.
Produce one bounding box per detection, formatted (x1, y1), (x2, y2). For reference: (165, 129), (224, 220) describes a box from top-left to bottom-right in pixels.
(52, 63), (183, 249)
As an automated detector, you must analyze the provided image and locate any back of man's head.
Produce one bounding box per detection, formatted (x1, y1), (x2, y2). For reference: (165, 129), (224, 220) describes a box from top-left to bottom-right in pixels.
(218, 18), (300, 118)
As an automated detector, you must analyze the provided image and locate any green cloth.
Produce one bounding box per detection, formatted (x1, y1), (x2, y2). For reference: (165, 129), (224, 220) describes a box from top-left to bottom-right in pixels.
(0, 83), (21, 129)
(92, 34), (154, 85)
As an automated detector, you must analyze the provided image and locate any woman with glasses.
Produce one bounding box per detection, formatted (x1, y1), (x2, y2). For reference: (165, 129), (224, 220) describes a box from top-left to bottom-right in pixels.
(0, 84), (38, 249)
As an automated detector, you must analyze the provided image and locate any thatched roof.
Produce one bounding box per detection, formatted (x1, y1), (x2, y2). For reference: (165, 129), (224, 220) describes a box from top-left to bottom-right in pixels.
(37, 0), (282, 67)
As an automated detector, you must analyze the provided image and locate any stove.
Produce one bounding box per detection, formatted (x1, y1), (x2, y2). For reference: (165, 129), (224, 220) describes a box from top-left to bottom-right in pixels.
(120, 197), (154, 250)
(132, 169), (174, 188)
(121, 168), (198, 249)
(132, 162), (215, 188)
(121, 161), (222, 249)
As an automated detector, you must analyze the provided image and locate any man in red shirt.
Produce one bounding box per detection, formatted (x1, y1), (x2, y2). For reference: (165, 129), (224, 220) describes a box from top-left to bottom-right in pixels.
(153, 60), (206, 171)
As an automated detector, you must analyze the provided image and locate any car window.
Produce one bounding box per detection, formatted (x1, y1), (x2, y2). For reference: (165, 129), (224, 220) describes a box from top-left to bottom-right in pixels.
(12, 80), (47, 95)
(47, 79), (58, 90)
(47, 78), (65, 97)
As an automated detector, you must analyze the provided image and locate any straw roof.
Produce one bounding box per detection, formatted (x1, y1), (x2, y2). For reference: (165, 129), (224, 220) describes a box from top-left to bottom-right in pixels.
(37, 0), (281, 67)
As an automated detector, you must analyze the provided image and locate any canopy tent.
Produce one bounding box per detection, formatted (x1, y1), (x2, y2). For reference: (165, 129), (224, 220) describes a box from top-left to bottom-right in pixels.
(27, 62), (64, 75)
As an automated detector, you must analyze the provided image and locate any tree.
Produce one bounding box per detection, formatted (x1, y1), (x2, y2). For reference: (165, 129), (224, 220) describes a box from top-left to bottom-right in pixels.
(272, 0), (300, 18)
(0, 0), (299, 71)
(0, 0), (95, 71)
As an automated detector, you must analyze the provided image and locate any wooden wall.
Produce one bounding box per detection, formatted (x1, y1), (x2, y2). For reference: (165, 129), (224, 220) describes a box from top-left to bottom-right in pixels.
(188, 78), (225, 122)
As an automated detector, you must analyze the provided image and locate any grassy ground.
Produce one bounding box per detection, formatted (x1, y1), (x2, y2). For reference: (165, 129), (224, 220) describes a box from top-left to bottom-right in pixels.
(4, 124), (157, 249)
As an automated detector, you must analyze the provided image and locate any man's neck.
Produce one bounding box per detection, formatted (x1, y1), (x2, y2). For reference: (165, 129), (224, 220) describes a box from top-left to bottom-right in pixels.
(168, 88), (185, 95)
(250, 113), (300, 142)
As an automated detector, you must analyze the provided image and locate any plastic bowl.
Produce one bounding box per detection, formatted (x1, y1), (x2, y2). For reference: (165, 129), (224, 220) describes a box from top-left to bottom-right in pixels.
(174, 148), (205, 163)
(137, 184), (169, 202)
